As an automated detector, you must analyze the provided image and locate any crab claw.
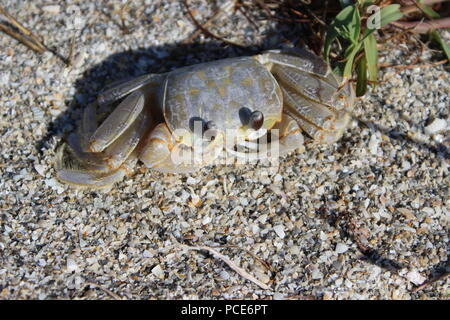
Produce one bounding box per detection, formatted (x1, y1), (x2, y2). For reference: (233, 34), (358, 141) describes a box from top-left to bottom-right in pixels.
(140, 123), (224, 173)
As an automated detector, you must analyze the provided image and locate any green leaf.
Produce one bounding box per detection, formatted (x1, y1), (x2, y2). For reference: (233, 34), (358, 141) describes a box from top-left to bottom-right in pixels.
(418, 0), (440, 19)
(430, 30), (450, 63)
(324, 5), (360, 61)
(344, 42), (356, 57)
(364, 32), (378, 86)
(352, 5), (362, 43)
(365, 4), (403, 35)
(379, 4), (404, 29)
(343, 42), (363, 78)
(356, 55), (368, 97)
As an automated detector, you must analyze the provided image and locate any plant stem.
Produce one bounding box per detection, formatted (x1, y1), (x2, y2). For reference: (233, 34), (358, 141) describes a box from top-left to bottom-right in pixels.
(392, 17), (450, 32)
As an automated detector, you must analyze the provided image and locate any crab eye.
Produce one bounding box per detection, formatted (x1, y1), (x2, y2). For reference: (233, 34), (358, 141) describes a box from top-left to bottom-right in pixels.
(239, 107), (264, 130)
(249, 111), (264, 130)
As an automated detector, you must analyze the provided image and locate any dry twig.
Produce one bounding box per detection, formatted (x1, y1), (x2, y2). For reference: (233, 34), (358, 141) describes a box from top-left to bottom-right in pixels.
(223, 244), (276, 274)
(0, 5), (71, 65)
(86, 282), (122, 300)
(119, 0), (131, 34)
(183, 2), (232, 44)
(66, 35), (76, 67)
(412, 271), (449, 292)
(182, 0), (245, 48)
(392, 17), (450, 33)
(173, 237), (272, 291)
(0, 6), (46, 53)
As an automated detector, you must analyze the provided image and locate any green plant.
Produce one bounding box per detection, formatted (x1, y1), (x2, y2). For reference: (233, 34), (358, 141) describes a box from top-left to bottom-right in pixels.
(325, 0), (450, 97)
(324, 1), (404, 96)
(415, 0), (450, 64)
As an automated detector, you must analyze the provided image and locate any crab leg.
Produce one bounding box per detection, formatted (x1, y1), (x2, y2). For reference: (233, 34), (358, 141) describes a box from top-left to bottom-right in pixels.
(57, 91), (152, 186)
(66, 99), (142, 172)
(259, 51), (352, 144)
(271, 64), (338, 108)
(140, 123), (176, 170)
(88, 89), (145, 152)
(56, 149), (138, 188)
(275, 71), (350, 143)
(58, 111), (149, 184)
(258, 49), (329, 77)
(80, 101), (98, 151)
(65, 133), (110, 172)
(63, 102), (110, 172)
(275, 112), (305, 156)
(97, 73), (163, 106)
(280, 86), (339, 143)
(98, 109), (150, 170)
(259, 49), (353, 111)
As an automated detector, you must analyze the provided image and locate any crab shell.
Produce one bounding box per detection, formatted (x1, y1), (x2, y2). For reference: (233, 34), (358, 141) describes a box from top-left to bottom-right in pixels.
(162, 57), (283, 143)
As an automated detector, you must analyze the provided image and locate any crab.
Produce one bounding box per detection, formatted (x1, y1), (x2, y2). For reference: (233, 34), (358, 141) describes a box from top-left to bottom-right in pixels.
(56, 48), (354, 188)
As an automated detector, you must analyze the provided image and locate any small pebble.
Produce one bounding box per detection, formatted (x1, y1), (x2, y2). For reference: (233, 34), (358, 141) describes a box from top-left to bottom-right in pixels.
(66, 258), (78, 273)
(152, 265), (164, 280)
(424, 118), (447, 135)
(273, 225), (285, 239)
(273, 292), (284, 300)
(186, 177), (197, 185)
(406, 270), (426, 286)
(335, 243), (348, 254)
(42, 5), (60, 14)
(34, 164), (46, 177)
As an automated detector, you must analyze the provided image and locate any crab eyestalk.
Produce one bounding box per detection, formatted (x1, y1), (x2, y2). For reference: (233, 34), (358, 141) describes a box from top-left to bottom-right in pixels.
(249, 111), (264, 130)
(204, 120), (218, 141)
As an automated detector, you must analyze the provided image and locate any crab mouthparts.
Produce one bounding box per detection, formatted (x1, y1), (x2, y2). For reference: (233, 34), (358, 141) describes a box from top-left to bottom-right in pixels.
(247, 127), (267, 140)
